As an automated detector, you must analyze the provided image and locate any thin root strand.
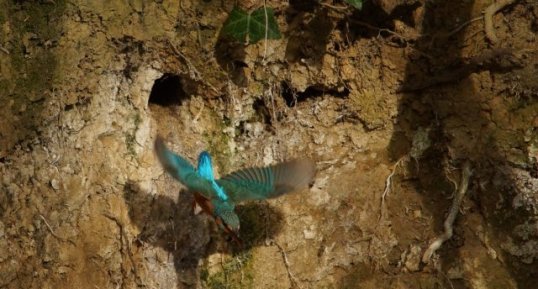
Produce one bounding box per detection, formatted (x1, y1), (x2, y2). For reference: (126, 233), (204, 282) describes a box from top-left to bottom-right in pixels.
(484, 0), (518, 44)
(422, 160), (472, 264)
(379, 156), (407, 222)
(275, 241), (302, 289)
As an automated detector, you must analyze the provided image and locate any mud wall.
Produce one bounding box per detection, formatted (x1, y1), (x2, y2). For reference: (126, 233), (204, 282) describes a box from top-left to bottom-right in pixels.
(0, 0), (537, 288)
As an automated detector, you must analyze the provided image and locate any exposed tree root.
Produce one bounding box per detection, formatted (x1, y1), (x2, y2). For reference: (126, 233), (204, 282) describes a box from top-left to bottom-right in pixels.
(104, 213), (143, 287)
(445, 16), (484, 38)
(274, 241), (302, 289)
(422, 161), (472, 264)
(379, 156), (407, 222)
(484, 0), (518, 44)
(167, 40), (219, 93)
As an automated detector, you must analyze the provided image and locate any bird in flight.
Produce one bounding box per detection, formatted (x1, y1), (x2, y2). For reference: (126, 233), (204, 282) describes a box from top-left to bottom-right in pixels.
(154, 136), (316, 243)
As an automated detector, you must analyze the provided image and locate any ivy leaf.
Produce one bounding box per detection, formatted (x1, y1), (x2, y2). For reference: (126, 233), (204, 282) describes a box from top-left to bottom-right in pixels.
(345, 0), (363, 10)
(249, 7), (281, 43)
(222, 7), (250, 43)
(222, 6), (281, 44)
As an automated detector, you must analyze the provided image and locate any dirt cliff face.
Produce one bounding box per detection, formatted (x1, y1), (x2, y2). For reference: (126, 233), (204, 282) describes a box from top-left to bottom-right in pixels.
(1, 0), (537, 288)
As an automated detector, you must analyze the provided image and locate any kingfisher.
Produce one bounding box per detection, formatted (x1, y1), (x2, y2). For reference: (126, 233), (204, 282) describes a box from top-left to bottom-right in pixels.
(154, 136), (316, 242)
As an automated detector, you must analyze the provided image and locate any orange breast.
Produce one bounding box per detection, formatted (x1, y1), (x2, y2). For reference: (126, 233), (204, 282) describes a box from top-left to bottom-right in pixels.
(193, 193), (242, 244)
(193, 193), (214, 216)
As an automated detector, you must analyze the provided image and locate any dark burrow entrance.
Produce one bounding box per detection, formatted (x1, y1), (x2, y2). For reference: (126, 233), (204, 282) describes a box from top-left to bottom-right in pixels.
(281, 81), (350, 107)
(148, 73), (189, 106)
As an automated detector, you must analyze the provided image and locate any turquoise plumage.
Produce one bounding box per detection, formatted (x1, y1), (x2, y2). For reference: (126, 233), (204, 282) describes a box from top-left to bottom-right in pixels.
(154, 136), (316, 241)
(197, 151), (229, 201)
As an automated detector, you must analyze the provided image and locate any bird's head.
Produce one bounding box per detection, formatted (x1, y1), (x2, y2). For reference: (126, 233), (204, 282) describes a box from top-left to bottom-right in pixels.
(213, 201), (240, 234)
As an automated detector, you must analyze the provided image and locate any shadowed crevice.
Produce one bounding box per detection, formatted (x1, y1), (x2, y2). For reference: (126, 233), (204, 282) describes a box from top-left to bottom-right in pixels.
(148, 73), (189, 107)
(123, 181), (285, 288)
(281, 81), (350, 107)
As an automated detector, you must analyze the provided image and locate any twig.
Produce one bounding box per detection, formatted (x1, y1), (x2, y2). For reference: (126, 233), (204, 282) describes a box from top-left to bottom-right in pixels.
(193, 101), (205, 122)
(445, 16), (484, 38)
(379, 156), (407, 221)
(319, 2), (348, 10)
(40, 214), (61, 239)
(348, 19), (410, 42)
(196, 22), (203, 48)
(168, 40), (202, 80)
(267, 84), (277, 123)
(422, 161), (472, 264)
(167, 40), (219, 93)
(484, 0), (517, 44)
(39, 214), (76, 245)
(235, 253), (245, 285)
(444, 167), (459, 200)
(274, 241), (302, 289)
(0, 45), (9, 54)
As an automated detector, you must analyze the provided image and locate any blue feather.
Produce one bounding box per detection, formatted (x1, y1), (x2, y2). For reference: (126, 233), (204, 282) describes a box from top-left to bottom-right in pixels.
(197, 151), (229, 201)
(155, 138), (196, 182)
(197, 151), (215, 180)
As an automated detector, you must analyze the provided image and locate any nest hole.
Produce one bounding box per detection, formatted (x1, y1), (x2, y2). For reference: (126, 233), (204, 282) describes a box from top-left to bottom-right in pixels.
(148, 73), (189, 106)
(281, 82), (350, 107)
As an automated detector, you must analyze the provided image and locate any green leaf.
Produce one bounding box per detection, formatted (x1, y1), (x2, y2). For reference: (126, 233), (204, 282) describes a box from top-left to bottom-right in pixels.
(221, 6), (282, 44)
(222, 7), (250, 43)
(345, 0), (363, 10)
(249, 7), (281, 44)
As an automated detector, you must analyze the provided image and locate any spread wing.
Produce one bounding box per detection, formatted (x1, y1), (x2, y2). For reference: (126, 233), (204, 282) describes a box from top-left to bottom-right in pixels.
(216, 159), (316, 202)
(154, 136), (215, 198)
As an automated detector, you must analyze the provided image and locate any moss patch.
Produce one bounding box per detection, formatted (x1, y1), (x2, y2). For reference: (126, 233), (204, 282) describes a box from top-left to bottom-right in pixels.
(125, 112), (142, 157)
(0, 1), (66, 152)
(205, 115), (234, 173)
(202, 251), (255, 289)
(349, 88), (387, 130)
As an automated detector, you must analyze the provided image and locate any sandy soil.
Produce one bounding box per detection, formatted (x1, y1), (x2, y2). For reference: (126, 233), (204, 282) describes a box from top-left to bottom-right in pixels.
(0, 0), (537, 288)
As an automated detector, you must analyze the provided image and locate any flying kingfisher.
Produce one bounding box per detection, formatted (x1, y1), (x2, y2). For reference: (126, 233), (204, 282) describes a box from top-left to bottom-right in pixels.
(154, 136), (316, 242)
